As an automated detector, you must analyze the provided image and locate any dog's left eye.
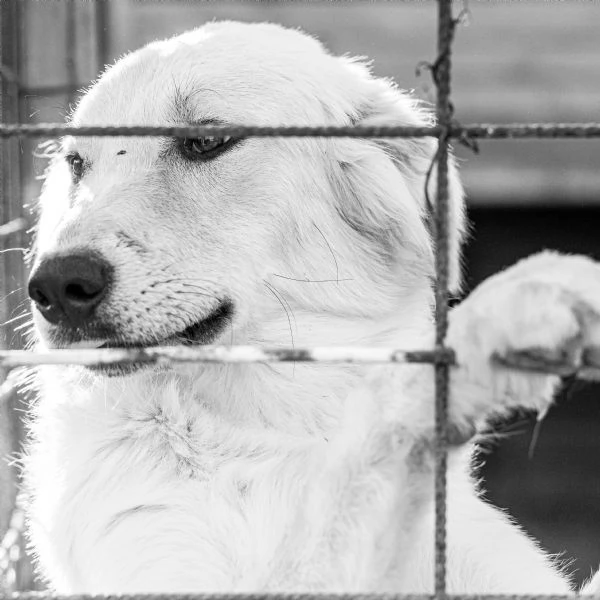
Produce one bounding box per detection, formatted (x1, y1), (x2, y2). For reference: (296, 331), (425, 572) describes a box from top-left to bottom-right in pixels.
(180, 136), (234, 161)
(65, 152), (85, 181)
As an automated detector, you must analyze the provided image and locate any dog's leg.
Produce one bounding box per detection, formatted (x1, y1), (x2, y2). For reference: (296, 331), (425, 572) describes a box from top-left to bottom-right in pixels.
(398, 252), (600, 593)
(447, 251), (600, 437)
(265, 252), (600, 593)
(400, 252), (600, 593)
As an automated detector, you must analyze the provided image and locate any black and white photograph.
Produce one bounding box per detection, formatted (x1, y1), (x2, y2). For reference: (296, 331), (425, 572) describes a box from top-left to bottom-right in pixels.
(0, 1), (599, 597)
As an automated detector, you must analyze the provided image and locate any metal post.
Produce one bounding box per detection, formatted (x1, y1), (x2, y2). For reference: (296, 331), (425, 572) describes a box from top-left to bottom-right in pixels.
(65, 1), (78, 108)
(95, 0), (111, 75)
(433, 0), (454, 597)
(0, 0), (22, 588)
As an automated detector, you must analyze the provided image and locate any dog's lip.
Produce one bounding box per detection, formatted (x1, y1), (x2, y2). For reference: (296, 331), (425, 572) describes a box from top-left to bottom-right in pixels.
(48, 302), (234, 371)
(172, 300), (234, 346)
(97, 300), (234, 350)
(55, 301), (234, 377)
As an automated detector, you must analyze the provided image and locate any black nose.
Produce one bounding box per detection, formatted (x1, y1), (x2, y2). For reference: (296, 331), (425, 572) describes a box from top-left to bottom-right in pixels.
(28, 252), (113, 326)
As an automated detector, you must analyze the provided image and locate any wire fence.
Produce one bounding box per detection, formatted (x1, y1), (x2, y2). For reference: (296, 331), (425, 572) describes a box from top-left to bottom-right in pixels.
(0, 0), (600, 598)
(1, 123), (600, 139)
(0, 596), (594, 600)
(3, 596), (599, 600)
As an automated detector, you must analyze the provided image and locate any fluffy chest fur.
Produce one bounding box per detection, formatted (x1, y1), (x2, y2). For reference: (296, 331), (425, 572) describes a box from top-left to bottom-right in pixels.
(25, 365), (358, 593)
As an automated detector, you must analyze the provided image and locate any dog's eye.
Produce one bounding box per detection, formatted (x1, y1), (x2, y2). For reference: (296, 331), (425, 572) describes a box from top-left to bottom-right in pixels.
(180, 136), (234, 161)
(65, 152), (85, 181)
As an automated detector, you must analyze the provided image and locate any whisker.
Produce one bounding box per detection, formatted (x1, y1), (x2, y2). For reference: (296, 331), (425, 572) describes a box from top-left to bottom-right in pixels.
(271, 274), (353, 284)
(164, 297), (208, 314)
(1, 312), (30, 328)
(167, 293), (220, 310)
(148, 270), (220, 288)
(314, 223), (340, 284)
(178, 281), (220, 290)
(149, 280), (220, 299)
(171, 287), (220, 300)
(263, 281), (295, 351)
(141, 286), (219, 305)
(265, 282), (296, 332)
(23, 332), (38, 350)
(0, 286), (26, 304)
(10, 298), (31, 318)
(174, 278), (222, 289)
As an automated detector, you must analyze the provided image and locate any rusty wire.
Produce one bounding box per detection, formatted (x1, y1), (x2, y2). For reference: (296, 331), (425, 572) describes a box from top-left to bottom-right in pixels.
(0, 347), (597, 379)
(1, 123), (600, 139)
(431, 0), (455, 593)
(0, 347), (452, 368)
(4, 596), (600, 600)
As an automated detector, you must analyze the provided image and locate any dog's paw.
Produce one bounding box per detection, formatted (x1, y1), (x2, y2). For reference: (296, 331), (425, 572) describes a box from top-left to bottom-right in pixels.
(447, 251), (600, 435)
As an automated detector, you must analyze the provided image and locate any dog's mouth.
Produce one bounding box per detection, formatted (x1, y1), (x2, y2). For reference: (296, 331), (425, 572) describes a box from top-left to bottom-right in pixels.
(59, 300), (234, 376)
(100, 300), (234, 349)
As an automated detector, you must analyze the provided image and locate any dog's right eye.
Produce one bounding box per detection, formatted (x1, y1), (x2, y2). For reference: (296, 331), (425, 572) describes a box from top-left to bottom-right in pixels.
(179, 136), (235, 161)
(65, 152), (85, 181)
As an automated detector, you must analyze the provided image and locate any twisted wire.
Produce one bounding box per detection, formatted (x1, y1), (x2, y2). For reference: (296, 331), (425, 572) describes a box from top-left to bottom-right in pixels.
(0, 123), (599, 139)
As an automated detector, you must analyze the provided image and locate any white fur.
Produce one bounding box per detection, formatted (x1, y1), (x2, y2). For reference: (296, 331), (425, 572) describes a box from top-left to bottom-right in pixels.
(25, 22), (599, 594)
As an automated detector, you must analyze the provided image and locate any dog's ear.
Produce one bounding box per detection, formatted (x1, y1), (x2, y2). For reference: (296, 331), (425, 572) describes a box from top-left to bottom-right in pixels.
(331, 58), (466, 293)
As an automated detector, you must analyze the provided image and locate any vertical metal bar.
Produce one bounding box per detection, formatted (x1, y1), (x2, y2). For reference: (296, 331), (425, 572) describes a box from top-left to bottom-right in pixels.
(95, 0), (111, 74)
(0, 0), (21, 589)
(65, 0), (77, 107)
(0, 2), (29, 353)
(434, 0), (454, 597)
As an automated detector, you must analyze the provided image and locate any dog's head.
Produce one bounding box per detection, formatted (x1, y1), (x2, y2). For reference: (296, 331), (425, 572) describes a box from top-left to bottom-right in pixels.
(29, 22), (465, 373)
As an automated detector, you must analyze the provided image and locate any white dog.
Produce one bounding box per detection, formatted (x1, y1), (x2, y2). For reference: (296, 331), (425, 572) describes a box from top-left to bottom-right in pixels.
(24, 22), (600, 595)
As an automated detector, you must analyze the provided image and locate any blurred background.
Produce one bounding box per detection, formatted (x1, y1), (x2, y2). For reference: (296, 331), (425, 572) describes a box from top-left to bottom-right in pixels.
(0, 0), (599, 591)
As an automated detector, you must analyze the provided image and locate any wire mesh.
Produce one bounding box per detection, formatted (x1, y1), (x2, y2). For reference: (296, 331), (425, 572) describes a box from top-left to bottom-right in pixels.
(0, 595), (596, 600)
(1, 123), (600, 139)
(0, 347), (453, 368)
(0, 0), (25, 594)
(1, 0), (599, 598)
(432, 0), (454, 593)
(0, 592), (600, 600)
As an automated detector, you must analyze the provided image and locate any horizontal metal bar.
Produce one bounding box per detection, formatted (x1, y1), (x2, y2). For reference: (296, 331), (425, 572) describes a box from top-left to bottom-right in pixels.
(0, 346), (453, 368)
(0, 123), (600, 139)
(459, 124), (600, 139)
(1, 594), (599, 600)
(0, 347), (597, 380)
(0, 124), (441, 138)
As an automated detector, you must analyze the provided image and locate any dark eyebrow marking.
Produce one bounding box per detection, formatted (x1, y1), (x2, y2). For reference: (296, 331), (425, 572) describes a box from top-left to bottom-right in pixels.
(116, 150), (126, 156)
(170, 83), (226, 125)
